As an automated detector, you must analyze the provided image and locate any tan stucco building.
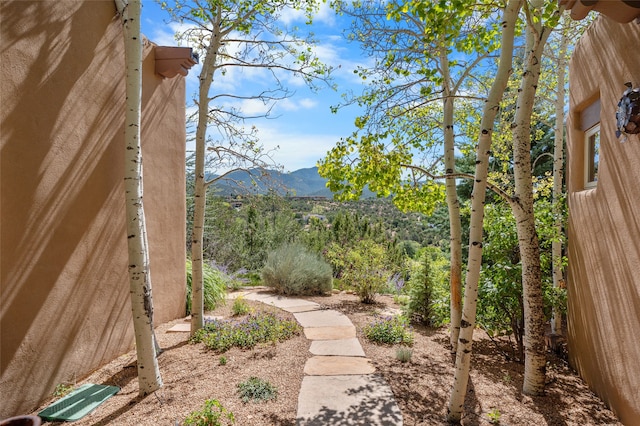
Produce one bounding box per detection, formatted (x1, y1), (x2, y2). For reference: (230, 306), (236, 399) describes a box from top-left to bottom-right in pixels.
(1, 1), (190, 417)
(565, 8), (640, 425)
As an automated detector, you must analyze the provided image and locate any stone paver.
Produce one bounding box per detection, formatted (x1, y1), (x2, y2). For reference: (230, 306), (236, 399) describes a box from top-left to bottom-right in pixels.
(296, 375), (403, 425)
(303, 326), (356, 340)
(256, 295), (320, 310)
(282, 305), (323, 313)
(222, 289), (403, 425)
(309, 338), (365, 357)
(304, 356), (375, 376)
(166, 323), (191, 333)
(242, 292), (275, 301)
(294, 310), (353, 328)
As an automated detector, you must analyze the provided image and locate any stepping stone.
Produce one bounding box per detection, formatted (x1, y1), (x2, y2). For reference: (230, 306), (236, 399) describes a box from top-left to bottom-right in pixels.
(309, 338), (365, 357)
(282, 305), (323, 313)
(296, 375), (403, 425)
(294, 310), (353, 328)
(304, 356), (375, 375)
(304, 326), (356, 340)
(257, 295), (320, 310)
(166, 323), (191, 333)
(243, 292), (276, 301)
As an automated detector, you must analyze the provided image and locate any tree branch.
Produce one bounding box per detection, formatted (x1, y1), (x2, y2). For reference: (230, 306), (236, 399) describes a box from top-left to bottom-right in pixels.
(400, 163), (515, 206)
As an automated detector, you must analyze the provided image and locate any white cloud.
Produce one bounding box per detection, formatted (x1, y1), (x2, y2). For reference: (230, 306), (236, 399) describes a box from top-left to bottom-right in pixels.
(279, 1), (336, 26)
(275, 97), (319, 112)
(256, 124), (340, 172)
(299, 98), (319, 109)
(210, 96), (319, 121)
(238, 98), (273, 116)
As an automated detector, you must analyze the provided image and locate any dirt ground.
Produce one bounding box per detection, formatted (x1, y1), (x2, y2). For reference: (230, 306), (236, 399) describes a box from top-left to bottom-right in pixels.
(35, 292), (622, 426)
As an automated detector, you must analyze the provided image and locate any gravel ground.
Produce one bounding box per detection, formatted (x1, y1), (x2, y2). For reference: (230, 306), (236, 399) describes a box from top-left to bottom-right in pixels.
(34, 292), (622, 426)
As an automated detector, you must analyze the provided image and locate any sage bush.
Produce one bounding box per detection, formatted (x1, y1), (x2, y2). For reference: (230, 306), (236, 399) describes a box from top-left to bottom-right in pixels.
(261, 243), (332, 295)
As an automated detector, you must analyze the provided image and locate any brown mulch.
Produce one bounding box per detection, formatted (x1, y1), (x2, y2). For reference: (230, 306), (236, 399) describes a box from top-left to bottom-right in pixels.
(34, 292), (622, 426)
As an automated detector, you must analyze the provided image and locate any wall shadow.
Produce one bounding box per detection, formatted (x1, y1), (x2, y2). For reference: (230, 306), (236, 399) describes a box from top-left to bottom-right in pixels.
(1, 0), (185, 416)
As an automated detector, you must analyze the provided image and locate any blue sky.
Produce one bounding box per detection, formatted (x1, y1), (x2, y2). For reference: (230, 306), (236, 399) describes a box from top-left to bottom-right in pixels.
(140, 1), (369, 172)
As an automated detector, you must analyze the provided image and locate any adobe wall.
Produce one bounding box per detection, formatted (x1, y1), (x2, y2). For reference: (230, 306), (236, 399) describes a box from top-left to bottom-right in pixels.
(0, 0), (186, 417)
(566, 16), (640, 424)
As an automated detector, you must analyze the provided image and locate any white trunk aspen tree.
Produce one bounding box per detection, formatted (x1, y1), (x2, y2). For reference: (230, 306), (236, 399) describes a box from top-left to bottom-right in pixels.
(446, 0), (522, 421)
(116, 0), (163, 394)
(171, 0), (330, 334)
(440, 48), (463, 352)
(190, 9), (224, 334)
(551, 14), (569, 337)
(319, 4), (494, 350)
(510, 0), (560, 396)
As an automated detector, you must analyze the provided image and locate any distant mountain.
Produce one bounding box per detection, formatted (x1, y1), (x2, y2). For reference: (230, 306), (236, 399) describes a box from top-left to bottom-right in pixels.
(210, 167), (333, 197)
(210, 166), (374, 198)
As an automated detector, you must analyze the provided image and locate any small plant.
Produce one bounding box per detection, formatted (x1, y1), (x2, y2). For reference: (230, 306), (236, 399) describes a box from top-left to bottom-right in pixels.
(393, 294), (410, 306)
(363, 315), (414, 345)
(237, 377), (277, 403)
(487, 408), (501, 425)
(184, 399), (235, 426)
(213, 263), (249, 291)
(186, 260), (227, 315)
(53, 383), (73, 398)
(232, 296), (251, 316)
(219, 356), (227, 366)
(502, 372), (512, 385)
(388, 273), (405, 295)
(395, 346), (413, 363)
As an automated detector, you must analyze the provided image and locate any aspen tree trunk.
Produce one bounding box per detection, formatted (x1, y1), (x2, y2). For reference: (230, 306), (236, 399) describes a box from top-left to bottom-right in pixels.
(446, 0), (522, 421)
(440, 49), (463, 352)
(118, 0), (163, 395)
(510, 9), (555, 396)
(551, 16), (569, 336)
(191, 13), (223, 334)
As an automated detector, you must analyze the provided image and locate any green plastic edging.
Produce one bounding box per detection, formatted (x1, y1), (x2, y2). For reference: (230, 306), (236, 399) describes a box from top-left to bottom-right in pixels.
(38, 383), (120, 422)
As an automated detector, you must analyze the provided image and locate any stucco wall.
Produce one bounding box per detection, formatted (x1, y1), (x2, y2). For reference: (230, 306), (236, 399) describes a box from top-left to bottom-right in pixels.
(566, 16), (640, 425)
(0, 0), (186, 417)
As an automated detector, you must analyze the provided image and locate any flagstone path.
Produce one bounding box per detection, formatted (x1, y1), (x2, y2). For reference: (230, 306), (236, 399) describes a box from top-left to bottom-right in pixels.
(169, 289), (404, 424)
(237, 290), (404, 425)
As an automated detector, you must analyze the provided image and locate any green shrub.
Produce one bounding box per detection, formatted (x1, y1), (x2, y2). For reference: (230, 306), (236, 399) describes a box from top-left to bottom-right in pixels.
(231, 296), (252, 316)
(191, 312), (300, 353)
(186, 260), (227, 315)
(404, 252), (436, 325)
(237, 377), (277, 403)
(363, 315), (414, 345)
(327, 240), (391, 304)
(395, 346), (413, 363)
(402, 248), (451, 326)
(261, 243), (332, 296)
(219, 356), (227, 366)
(184, 399), (235, 426)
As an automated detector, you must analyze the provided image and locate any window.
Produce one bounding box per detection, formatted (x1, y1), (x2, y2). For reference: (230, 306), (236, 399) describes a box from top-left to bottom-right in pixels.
(585, 125), (600, 188)
(580, 98), (600, 189)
